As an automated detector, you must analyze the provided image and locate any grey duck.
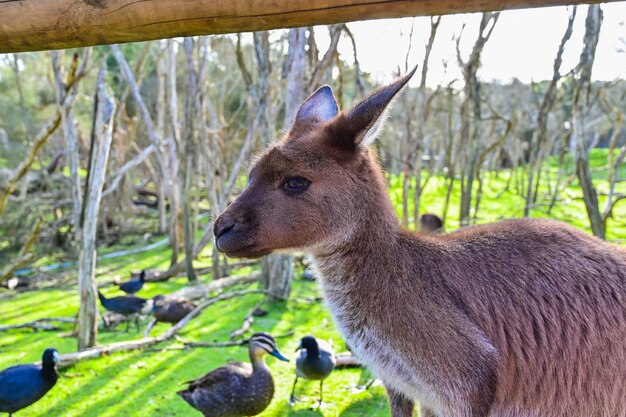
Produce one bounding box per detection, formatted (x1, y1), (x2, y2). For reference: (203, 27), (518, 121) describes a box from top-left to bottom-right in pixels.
(290, 335), (336, 407)
(177, 332), (289, 417)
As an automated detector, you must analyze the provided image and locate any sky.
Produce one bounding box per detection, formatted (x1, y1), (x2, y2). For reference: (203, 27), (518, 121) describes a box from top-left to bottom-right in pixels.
(333, 3), (626, 87)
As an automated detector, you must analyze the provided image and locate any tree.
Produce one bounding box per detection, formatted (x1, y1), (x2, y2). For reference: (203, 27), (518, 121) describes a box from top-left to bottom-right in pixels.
(571, 5), (604, 238)
(524, 7), (577, 216)
(457, 12), (500, 226)
(77, 67), (116, 350)
(261, 28), (308, 301)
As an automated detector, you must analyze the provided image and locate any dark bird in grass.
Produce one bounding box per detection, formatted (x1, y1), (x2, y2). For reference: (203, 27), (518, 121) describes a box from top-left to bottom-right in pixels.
(290, 336), (336, 407)
(151, 294), (196, 324)
(178, 333), (289, 417)
(118, 270), (146, 294)
(0, 348), (59, 416)
(98, 291), (148, 332)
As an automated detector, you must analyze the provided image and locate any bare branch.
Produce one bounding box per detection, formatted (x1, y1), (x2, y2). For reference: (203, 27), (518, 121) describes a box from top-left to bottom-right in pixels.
(308, 24), (343, 90)
(102, 144), (155, 198)
(230, 299), (264, 340)
(0, 217), (43, 283)
(342, 25), (365, 96)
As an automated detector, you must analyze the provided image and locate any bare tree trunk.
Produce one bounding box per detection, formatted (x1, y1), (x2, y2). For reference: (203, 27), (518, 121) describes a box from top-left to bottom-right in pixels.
(572, 5), (605, 238)
(52, 49), (91, 243)
(111, 43), (181, 258)
(78, 68), (116, 350)
(181, 37), (198, 282)
(441, 86), (456, 226)
(601, 99), (626, 222)
(524, 7), (576, 216)
(400, 20), (417, 228)
(413, 16), (441, 227)
(263, 28), (308, 301)
(457, 12), (499, 226)
(156, 46), (168, 234)
(166, 40), (182, 266)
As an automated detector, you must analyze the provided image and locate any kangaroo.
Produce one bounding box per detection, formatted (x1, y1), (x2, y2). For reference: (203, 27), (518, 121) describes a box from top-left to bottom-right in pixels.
(213, 67), (626, 417)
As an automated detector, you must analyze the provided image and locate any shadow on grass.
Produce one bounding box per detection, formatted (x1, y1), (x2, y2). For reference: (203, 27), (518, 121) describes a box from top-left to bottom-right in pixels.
(337, 393), (390, 417)
(286, 407), (325, 417)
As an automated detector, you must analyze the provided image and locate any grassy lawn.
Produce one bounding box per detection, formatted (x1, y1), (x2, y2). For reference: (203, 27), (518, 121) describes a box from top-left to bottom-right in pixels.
(387, 149), (626, 241)
(0, 268), (387, 417)
(0, 152), (624, 417)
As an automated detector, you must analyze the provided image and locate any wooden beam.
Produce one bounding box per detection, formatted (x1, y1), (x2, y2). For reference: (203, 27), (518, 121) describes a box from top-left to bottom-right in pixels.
(0, 0), (613, 53)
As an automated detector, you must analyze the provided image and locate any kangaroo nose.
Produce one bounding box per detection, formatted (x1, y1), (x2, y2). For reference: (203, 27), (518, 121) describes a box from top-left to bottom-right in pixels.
(213, 215), (236, 240)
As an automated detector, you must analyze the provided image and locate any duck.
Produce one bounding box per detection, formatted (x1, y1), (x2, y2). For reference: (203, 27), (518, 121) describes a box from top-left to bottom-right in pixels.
(178, 332), (289, 417)
(151, 294), (196, 324)
(290, 335), (336, 407)
(0, 348), (59, 416)
(98, 291), (148, 332)
(118, 270), (146, 294)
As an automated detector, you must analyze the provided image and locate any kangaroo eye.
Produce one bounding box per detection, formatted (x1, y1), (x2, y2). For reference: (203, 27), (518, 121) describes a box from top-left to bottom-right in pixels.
(281, 177), (311, 193)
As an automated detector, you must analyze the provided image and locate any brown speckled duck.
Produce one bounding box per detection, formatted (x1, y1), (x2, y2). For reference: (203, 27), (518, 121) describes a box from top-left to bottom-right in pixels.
(177, 333), (289, 417)
(151, 294), (196, 324)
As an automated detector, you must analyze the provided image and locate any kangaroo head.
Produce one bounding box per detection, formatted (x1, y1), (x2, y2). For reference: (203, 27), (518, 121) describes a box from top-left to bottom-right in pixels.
(213, 67), (417, 259)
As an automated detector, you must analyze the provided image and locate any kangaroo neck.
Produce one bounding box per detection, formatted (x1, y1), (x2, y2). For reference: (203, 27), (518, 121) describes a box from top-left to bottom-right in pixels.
(312, 191), (402, 283)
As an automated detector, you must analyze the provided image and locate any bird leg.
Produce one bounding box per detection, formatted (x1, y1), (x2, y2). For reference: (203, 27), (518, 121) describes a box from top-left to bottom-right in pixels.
(289, 376), (299, 406)
(125, 318), (130, 333)
(135, 315), (140, 333)
(318, 380), (324, 407)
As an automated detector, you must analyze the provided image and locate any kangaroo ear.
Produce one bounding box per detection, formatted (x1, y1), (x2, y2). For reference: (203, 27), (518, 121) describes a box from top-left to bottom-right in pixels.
(344, 65), (417, 148)
(295, 85), (339, 124)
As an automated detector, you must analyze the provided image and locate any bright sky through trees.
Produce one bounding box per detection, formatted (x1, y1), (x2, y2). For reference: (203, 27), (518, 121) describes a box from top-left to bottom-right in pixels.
(342, 4), (625, 86)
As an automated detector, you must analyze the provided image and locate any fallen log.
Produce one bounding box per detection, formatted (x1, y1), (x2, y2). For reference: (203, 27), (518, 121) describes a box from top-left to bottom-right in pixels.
(335, 352), (362, 368)
(0, 317), (75, 332)
(142, 318), (158, 338)
(170, 272), (260, 301)
(150, 331), (295, 351)
(58, 289), (264, 369)
(142, 273), (261, 338)
(146, 259), (257, 282)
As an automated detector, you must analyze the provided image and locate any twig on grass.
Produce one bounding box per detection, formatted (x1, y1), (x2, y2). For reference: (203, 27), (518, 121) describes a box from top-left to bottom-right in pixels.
(148, 331), (295, 352)
(0, 317), (75, 332)
(229, 299), (265, 340)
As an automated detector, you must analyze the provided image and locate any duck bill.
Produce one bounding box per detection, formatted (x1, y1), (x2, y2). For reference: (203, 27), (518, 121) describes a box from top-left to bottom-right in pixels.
(270, 348), (289, 362)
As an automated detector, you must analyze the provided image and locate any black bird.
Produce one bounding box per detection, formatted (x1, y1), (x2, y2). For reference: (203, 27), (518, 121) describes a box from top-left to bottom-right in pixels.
(0, 348), (59, 416)
(290, 336), (336, 407)
(178, 333), (289, 417)
(151, 294), (196, 324)
(118, 270), (146, 294)
(98, 291), (148, 332)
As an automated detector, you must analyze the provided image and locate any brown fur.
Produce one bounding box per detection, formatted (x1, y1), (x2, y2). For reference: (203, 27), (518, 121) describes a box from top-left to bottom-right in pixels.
(214, 70), (626, 417)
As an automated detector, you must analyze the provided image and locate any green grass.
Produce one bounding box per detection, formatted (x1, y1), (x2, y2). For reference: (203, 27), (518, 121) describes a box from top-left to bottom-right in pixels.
(0, 272), (389, 417)
(0, 150), (625, 416)
(387, 150), (626, 241)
